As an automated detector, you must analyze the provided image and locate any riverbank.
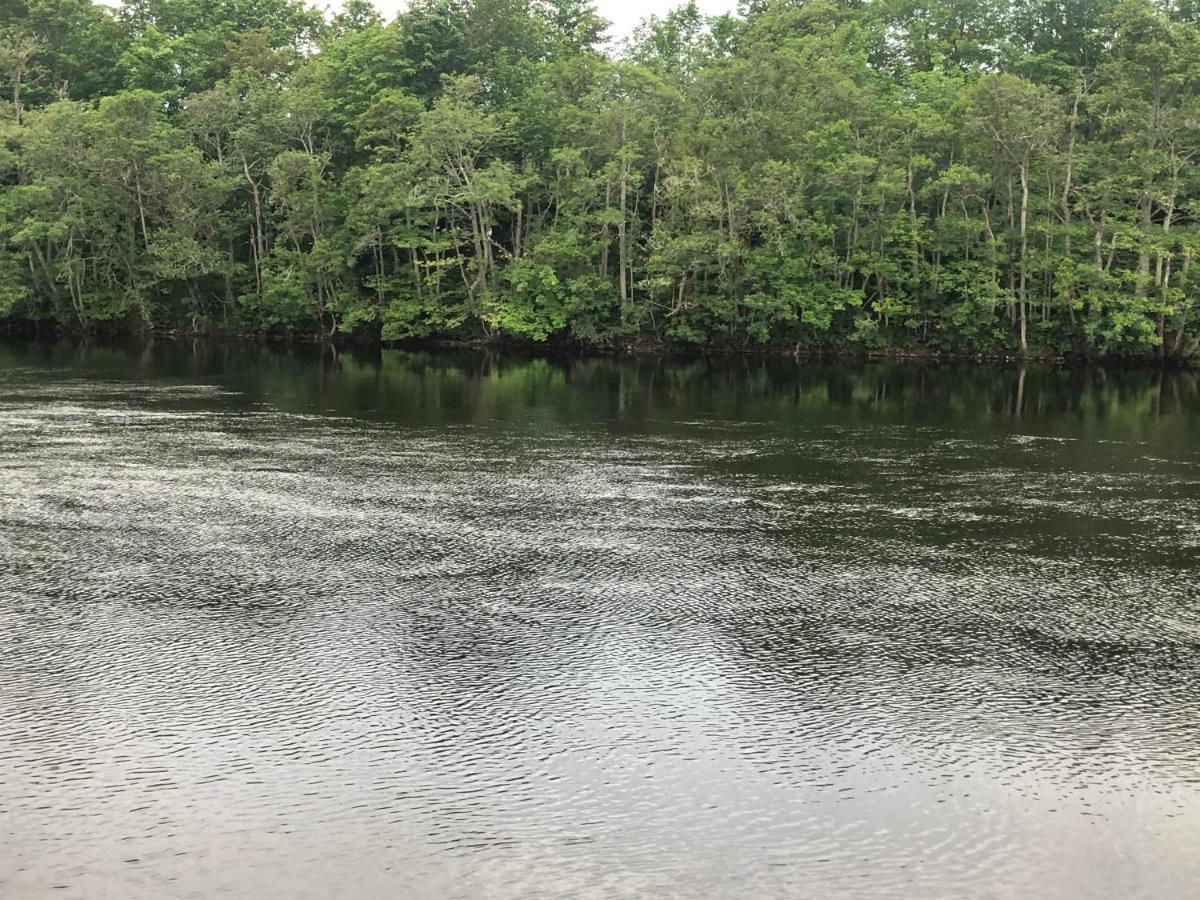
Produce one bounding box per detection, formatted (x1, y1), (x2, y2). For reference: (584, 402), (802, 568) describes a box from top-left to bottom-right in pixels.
(4, 317), (1196, 369)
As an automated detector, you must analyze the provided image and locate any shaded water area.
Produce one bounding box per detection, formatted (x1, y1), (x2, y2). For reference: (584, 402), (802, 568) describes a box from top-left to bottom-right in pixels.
(2, 339), (1199, 899)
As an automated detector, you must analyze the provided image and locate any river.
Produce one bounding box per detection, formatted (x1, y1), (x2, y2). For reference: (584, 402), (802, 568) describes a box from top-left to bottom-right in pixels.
(1, 339), (1198, 898)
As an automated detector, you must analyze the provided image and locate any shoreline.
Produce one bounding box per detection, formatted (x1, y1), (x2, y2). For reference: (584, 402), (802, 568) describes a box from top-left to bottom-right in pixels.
(3, 320), (1198, 369)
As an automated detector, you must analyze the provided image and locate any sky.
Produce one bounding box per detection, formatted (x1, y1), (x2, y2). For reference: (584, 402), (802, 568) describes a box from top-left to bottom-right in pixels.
(367, 0), (740, 41)
(97, 0), (741, 46)
(597, 0), (738, 39)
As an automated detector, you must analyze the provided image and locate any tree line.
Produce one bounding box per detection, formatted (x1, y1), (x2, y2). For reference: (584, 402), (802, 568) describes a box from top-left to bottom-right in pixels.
(3, 0), (1200, 357)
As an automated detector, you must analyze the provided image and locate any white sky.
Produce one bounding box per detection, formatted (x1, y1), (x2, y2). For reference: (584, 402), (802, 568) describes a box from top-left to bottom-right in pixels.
(99, 0), (739, 45)
(366, 0), (740, 41)
(605, 0), (739, 39)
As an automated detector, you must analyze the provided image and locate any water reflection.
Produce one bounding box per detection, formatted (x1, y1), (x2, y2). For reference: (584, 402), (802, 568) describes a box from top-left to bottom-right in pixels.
(1, 338), (1198, 899)
(6, 336), (1200, 429)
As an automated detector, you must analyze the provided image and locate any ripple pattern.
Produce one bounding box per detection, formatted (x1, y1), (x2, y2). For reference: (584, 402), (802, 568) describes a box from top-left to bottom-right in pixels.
(1, 350), (1199, 899)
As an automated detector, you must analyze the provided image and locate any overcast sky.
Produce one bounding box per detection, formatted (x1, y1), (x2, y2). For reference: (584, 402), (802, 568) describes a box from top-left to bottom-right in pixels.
(597, 0), (738, 39)
(365, 0), (739, 41)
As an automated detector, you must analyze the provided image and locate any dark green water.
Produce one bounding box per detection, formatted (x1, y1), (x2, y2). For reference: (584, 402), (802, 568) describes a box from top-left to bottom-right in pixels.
(2, 339), (1199, 899)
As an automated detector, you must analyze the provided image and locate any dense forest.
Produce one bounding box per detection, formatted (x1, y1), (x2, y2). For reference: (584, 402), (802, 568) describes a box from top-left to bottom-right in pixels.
(3, 0), (1200, 357)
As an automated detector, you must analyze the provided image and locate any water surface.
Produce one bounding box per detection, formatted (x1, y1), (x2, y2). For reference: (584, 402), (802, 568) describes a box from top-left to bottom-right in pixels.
(2, 340), (1199, 899)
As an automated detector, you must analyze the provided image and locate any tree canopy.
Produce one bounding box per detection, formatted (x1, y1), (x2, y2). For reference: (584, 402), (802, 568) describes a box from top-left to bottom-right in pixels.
(4, 0), (1200, 357)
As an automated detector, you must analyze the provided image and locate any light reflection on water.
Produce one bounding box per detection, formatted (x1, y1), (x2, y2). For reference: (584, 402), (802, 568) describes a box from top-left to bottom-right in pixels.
(1, 340), (1199, 899)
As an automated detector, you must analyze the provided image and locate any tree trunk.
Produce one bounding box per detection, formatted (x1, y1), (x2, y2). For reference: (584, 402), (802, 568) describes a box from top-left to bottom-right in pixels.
(1018, 157), (1030, 352)
(1062, 84), (1083, 333)
(241, 155), (266, 295)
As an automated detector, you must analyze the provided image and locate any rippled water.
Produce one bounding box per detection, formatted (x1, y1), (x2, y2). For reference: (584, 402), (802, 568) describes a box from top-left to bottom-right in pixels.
(2, 340), (1199, 899)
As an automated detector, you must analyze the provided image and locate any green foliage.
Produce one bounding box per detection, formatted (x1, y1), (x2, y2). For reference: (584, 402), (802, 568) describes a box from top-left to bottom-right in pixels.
(3, 0), (1200, 358)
